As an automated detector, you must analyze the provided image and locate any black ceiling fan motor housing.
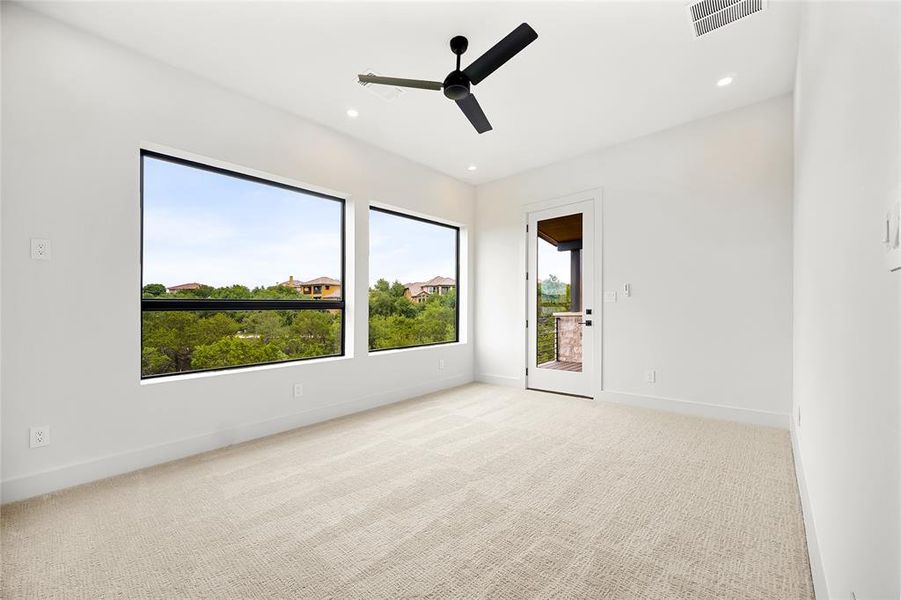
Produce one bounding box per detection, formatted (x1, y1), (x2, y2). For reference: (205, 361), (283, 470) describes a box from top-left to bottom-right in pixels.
(443, 71), (470, 101)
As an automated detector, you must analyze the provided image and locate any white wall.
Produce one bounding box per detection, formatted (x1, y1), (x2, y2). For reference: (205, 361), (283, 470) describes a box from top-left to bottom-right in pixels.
(0, 5), (475, 503)
(475, 96), (794, 426)
(0, 4), (5, 504)
(793, 3), (900, 599)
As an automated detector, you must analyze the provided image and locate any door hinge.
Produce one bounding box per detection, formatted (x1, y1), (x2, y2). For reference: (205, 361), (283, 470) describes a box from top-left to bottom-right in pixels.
(526, 367), (529, 376)
(526, 224), (529, 232)
(525, 319), (529, 328)
(526, 272), (529, 280)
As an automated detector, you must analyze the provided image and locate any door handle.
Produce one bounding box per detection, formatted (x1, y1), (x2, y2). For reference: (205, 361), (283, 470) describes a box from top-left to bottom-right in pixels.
(579, 320), (592, 326)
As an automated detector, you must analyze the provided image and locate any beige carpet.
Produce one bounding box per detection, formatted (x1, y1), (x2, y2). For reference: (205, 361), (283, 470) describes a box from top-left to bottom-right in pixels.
(2, 383), (813, 599)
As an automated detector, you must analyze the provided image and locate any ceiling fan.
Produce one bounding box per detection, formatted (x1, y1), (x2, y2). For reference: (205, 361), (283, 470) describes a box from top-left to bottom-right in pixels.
(358, 23), (538, 134)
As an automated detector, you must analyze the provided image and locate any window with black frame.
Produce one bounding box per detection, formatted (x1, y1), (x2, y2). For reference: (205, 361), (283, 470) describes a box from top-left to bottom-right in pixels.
(140, 151), (344, 378)
(368, 207), (459, 351)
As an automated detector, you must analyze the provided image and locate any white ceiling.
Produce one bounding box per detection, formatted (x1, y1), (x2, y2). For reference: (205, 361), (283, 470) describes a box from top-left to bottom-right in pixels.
(26, 1), (801, 184)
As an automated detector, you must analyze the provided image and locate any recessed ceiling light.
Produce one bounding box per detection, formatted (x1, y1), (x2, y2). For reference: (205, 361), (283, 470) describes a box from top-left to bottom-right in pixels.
(716, 75), (734, 87)
(467, 164), (477, 172)
(346, 108), (359, 118)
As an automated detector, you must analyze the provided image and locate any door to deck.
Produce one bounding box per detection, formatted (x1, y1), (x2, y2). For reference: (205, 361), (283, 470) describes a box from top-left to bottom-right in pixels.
(526, 200), (595, 397)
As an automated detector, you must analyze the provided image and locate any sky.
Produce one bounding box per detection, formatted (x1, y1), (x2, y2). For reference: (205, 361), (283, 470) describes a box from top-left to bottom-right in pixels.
(537, 236), (571, 284)
(142, 156), (456, 290)
(369, 209), (455, 285)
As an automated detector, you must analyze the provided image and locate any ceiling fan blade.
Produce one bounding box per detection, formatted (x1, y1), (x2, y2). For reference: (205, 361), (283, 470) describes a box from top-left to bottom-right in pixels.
(456, 94), (492, 134)
(462, 23), (538, 85)
(357, 74), (442, 91)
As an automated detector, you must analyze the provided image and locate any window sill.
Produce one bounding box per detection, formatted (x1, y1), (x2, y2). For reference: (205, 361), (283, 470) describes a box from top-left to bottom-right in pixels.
(139, 354), (351, 385)
(367, 341), (467, 357)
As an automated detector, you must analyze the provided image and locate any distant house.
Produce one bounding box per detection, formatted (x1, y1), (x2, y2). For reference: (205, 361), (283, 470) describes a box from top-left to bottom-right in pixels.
(280, 275), (303, 292)
(404, 276), (455, 304)
(166, 282), (205, 292)
(279, 275), (341, 299)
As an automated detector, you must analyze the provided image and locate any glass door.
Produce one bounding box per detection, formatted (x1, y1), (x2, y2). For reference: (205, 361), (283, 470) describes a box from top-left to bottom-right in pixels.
(527, 200), (595, 397)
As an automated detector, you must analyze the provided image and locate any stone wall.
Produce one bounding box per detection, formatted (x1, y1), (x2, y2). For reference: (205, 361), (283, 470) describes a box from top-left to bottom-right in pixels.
(554, 312), (582, 362)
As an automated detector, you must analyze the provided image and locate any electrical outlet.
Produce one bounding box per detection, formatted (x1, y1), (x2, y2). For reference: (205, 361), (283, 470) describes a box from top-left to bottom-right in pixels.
(438, 359), (446, 370)
(645, 370), (656, 384)
(293, 383), (304, 398)
(623, 283), (631, 297)
(29, 426), (50, 448)
(604, 291), (617, 303)
(30, 238), (51, 261)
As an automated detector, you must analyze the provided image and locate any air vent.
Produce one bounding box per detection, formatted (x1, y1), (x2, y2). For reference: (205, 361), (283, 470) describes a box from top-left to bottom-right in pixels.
(356, 70), (406, 102)
(688, 0), (766, 37)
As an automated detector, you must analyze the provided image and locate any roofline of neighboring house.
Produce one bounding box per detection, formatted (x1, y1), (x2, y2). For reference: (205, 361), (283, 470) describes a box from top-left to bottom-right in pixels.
(166, 282), (204, 290)
(279, 277), (341, 287)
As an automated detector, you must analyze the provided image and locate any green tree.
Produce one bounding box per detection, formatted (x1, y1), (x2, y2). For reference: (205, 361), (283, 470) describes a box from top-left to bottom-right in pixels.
(191, 337), (287, 370)
(535, 279), (570, 364)
(210, 284), (252, 299)
(242, 311), (287, 343)
(393, 297), (417, 318)
(415, 301), (454, 343)
(389, 281), (407, 298)
(142, 312), (200, 372)
(141, 346), (173, 374)
(170, 284), (214, 299)
(251, 284), (309, 300)
(142, 311), (241, 373)
(142, 283), (167, 297)
(436, 287), (457, 309)
(367, 280), (456, 350)
(191, 312), (242, 345)
(369, 279), (408, 317)
(283, 311), (340, 357)
(369, 315), (417, 349)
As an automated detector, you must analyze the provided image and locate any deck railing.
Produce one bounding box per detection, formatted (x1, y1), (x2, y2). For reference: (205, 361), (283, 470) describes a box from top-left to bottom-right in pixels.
(536, 307), (583, 366)
(536, 314), (558, 364)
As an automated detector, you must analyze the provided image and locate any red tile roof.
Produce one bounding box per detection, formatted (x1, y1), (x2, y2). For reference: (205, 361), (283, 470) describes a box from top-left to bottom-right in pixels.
(166, 282), (204, 291)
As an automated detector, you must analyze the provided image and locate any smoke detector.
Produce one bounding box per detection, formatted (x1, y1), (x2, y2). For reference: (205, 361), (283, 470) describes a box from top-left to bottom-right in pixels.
(356, 70), (405, 101)
(688, 0), (767, 37)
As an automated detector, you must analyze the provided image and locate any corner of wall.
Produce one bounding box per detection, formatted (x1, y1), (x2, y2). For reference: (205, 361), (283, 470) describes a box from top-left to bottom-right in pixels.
(790, 425), (829, 600)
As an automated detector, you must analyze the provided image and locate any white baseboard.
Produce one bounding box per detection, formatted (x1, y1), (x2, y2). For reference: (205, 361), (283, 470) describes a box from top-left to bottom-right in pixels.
(1, 374), (471, 504)
(596, 389), (791, 429)
(476, 372), (523, 387)
(791, 425), (829, 600)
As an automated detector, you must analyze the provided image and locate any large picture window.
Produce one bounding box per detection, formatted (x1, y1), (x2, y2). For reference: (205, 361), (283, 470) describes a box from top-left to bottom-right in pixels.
(368, 207), (459, 351)
(141, 151), (344, 378)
